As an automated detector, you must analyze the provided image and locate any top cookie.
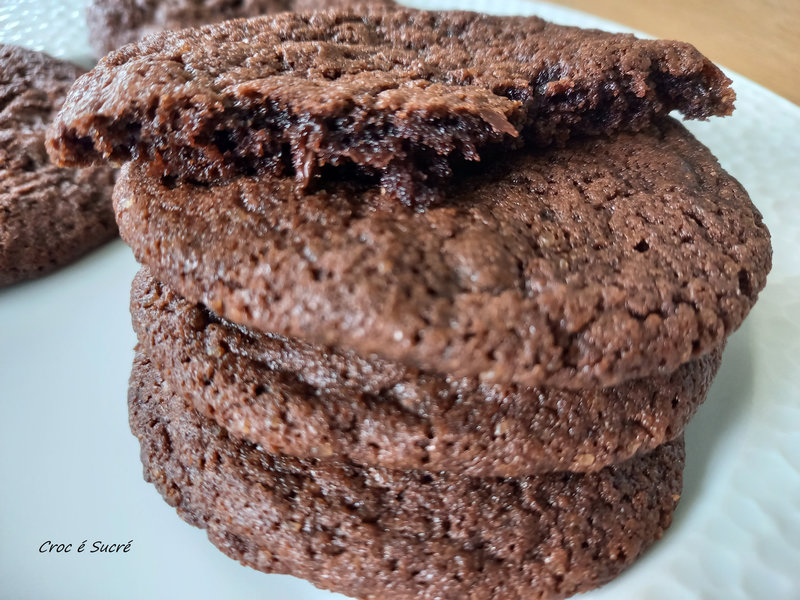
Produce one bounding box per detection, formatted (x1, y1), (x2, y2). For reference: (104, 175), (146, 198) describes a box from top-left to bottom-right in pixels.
(50, 7), (734, 206)
(113, 118), (771, 389)
(0, 45), (117, 286)
(86, 0), (394, 57)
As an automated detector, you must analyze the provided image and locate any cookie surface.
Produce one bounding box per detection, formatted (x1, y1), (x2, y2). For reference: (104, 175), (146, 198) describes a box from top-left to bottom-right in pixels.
(115, 119), (770, 388)
(129, 352), (684, 600)
(50, 7), (733, 205)
(86, 0), (393, 57)
(132, 267), (719, 476)
(0, 45), (116, 287)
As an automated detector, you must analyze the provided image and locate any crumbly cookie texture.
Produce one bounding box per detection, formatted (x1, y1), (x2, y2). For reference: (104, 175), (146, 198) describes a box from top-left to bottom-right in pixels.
(0, 44), (116, 287)
(132, 267), (719, 476)
(115, 119), (770, 388)
(130, 352), (685, 600)
(86, 0), (394, 57)
(50, 7), (733, 205)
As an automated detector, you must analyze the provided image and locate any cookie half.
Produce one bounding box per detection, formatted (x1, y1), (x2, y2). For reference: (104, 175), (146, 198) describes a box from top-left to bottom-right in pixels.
(115, 119), (769, 389)
(50, 7), (733, 204)
(0, 45), (116, 286)
(132, 267), (718, 476)
(129, 352), (685, 600)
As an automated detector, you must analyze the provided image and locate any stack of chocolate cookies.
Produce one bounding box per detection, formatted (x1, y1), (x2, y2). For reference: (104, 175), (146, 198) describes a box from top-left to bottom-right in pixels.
(47, 7), (772, 599)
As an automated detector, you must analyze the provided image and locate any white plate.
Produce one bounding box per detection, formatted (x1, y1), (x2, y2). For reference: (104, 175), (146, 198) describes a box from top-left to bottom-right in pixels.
(1, 1), (798, 599)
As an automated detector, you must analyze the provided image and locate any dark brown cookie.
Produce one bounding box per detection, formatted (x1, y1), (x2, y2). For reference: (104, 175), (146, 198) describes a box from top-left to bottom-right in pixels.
(115, 119), (770, 389)
(0, 45), (116, 287)
(129, 351), (685, 600)
(50, 7), (733, 205)
(132, 267), (719, 476)
(86, 0), (393, 58)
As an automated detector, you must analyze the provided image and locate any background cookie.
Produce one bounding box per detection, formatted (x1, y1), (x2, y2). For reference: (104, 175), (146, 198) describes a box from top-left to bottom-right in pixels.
(86, 0), (394, 57)
(51, 8), (733, 204)
(0, 44), (116, 286)
(129, 351), (685, 600)
(115, 119), (770, 389)
(132, 267), (720, 476)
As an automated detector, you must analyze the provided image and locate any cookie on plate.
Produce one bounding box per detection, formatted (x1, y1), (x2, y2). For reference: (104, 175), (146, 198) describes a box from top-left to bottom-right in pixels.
(132, 267), (720, 476)
(86, 0), (394, 57)
(130, 351), (685, 600)
(114, 119), (770, 389)
(50, 7), (734, 204)
(0, 44), (116, 287)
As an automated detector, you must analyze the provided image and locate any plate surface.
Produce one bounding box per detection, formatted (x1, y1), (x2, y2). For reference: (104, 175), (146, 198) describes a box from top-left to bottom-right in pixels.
(1, 1), (799, 599)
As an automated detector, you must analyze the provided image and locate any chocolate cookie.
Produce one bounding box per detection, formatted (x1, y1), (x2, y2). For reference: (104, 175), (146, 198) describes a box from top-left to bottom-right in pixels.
(86, 0), (394, 57)
(114, 119), (770, 389)
(129, 352), (685, 600)
(132, 267), (719, 476)
(49, 7), (734, 205)
(0, 45), (116, 287)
